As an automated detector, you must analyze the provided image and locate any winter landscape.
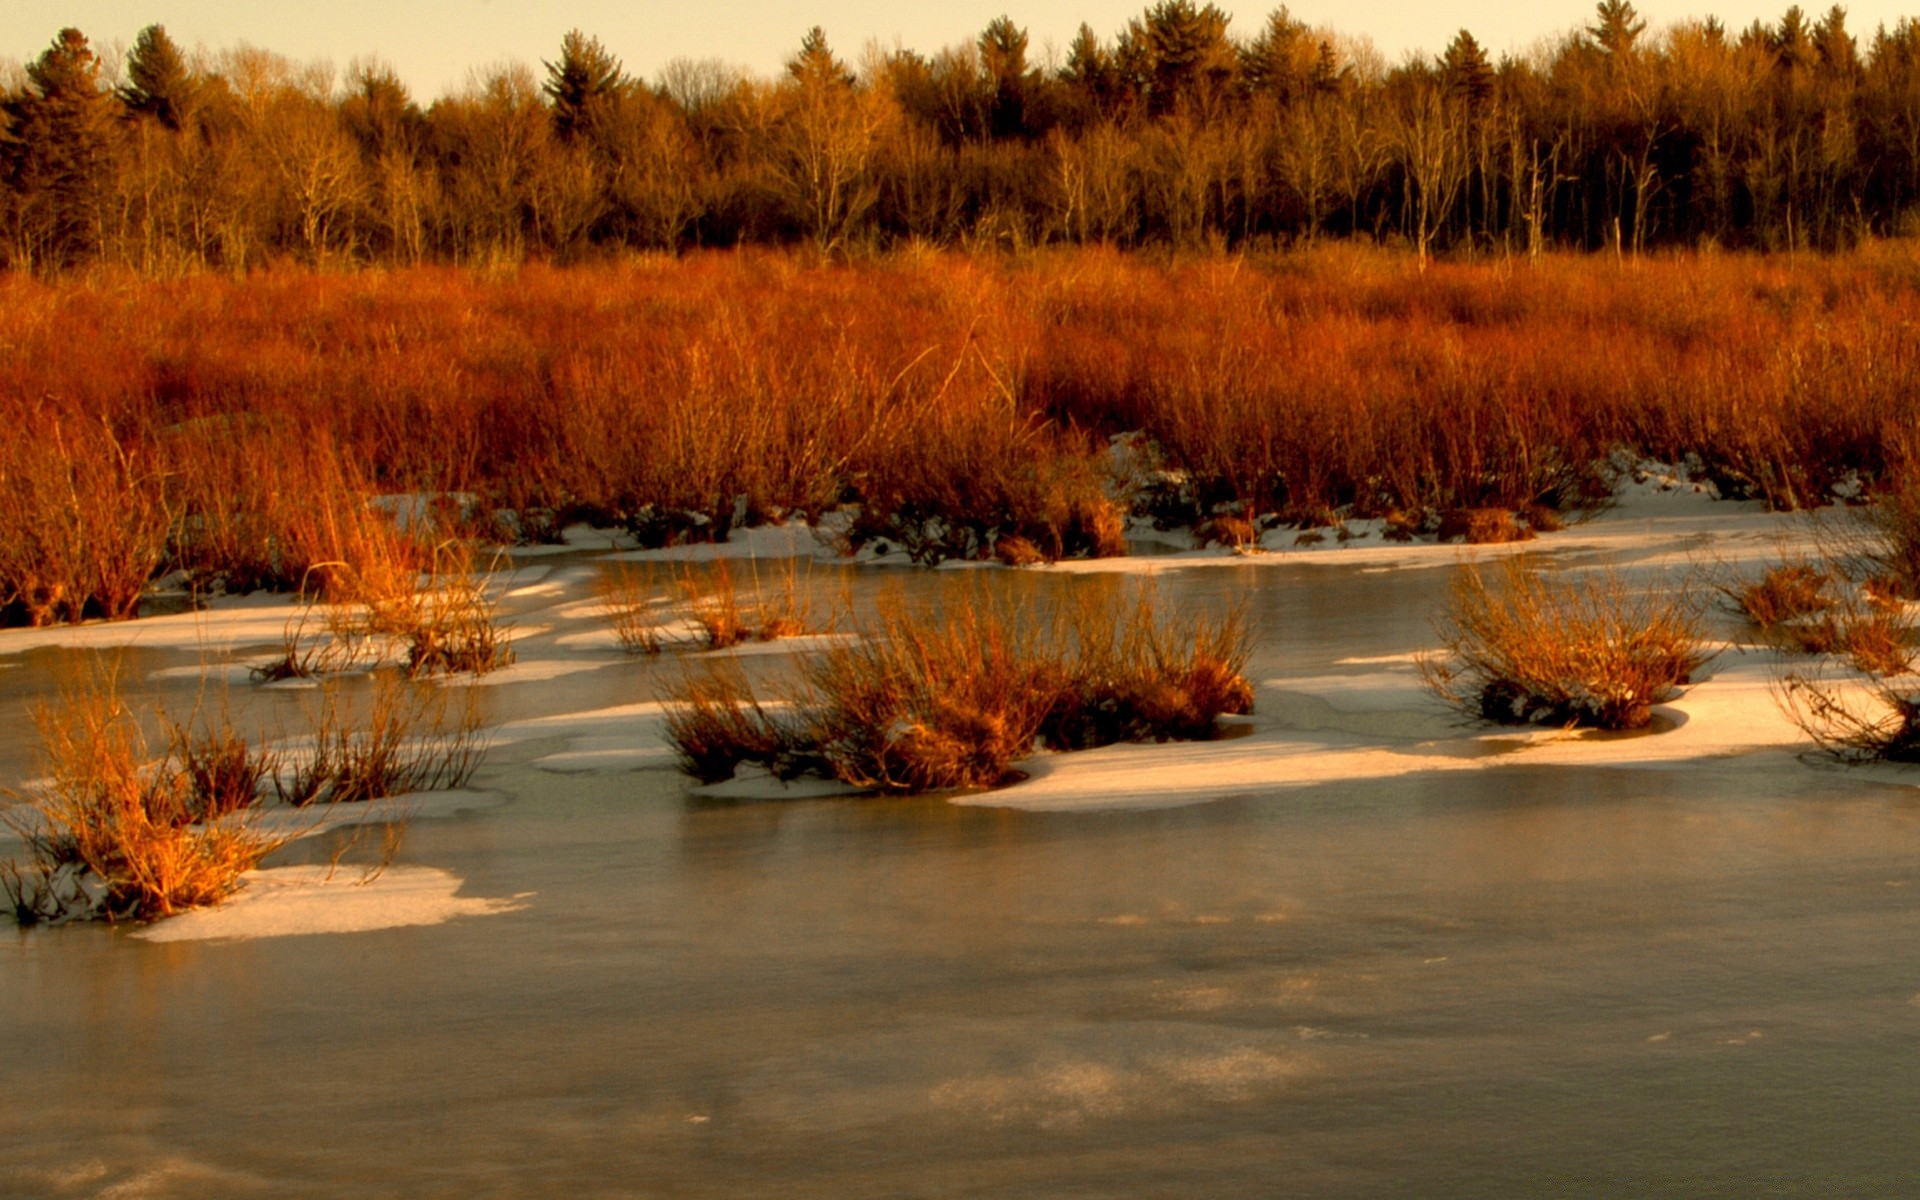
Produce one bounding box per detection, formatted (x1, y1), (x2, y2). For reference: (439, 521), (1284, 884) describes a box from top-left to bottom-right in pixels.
(4, 3), (1920, 1195)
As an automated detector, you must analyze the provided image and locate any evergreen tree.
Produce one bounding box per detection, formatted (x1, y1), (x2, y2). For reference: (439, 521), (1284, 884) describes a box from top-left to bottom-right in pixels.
(1118, 0), (1237, 117)
(544, 30), (625, 143)
(6, 28), (118, 267)
(1441, 30), (1495, 111)
(1589, 0), (1646, 59)
(120, 24), (194, 130)
(978, 16), (1034, 139)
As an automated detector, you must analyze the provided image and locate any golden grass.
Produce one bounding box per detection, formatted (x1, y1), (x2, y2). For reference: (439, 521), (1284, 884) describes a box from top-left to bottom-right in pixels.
(382, 542), (516, 677)
(274, 676), (487, 807)
(9, 249), (1920, 621)
(597, 563), (666, 655)
(1734, 562), (1837, 631)
(677, 558), (818, 650)
(1, 670), (286, 924)
(1421, 558), (1710, 731)
(664, 581), (1251, 794)
(1040, 585), (1253, 749)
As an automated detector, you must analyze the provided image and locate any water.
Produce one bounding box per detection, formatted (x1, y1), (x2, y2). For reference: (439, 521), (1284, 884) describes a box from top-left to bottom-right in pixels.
(4, 550), (1918, 1197)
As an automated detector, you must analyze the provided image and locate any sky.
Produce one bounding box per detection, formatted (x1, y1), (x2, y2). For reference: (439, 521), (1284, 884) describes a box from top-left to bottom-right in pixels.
(3, 1), (1912, 100)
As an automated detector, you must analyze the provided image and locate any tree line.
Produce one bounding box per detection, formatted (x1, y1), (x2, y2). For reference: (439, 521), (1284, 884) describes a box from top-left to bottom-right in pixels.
(6, 1), (1920, 270)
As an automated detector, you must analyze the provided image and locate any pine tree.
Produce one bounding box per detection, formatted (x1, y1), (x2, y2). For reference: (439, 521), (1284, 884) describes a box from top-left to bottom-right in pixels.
(1589, 0), (1646, 59)
(544, 30), (625, 143)
(788, 27), (854, 89)
(978, 16), (1033, 139)
(1118, 0), (1237, 117)
(120, 24), (194, 130)
(1441, 30), (1495, 111)
(6, 28), (118, 267)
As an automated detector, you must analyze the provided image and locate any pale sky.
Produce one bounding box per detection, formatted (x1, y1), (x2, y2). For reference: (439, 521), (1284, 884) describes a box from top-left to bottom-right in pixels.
(4, 1), (1912, 100)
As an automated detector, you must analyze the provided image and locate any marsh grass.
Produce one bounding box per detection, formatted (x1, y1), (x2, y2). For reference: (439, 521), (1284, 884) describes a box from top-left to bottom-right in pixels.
(1731, 561), (1836, 631)
(1777, 667), (1920, 762)
(597, 563), (666, 655)
(1421, 558), (1710, 731)
(665, 581), (1252, 794)
(0, 414), (168, 627)
(2, 670), (286, 924)
(16, 252), (1920, 622)
(274, 676), (487, 807)
(678, 558), (819, 650)
(385, 543), (516, 677)
(1041, 586), (1254, 749)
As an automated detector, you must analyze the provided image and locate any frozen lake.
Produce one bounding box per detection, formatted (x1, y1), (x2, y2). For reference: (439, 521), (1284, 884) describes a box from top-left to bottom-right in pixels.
(5, 492), (1918, 1196)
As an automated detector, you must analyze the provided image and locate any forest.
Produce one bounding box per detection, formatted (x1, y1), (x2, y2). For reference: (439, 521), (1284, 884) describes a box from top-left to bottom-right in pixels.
(5, 0), (1920, 269)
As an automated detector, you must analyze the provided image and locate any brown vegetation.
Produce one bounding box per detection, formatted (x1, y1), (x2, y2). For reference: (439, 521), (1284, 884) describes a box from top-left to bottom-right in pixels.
(598, 563), (666, 655)
(2, 672), (286, 924)
(665, 582), (1251, 793)
(1436, 508), (1535, 545)
(3, 248), (1920, 626)
(1422, 558), (1710, 730)
(274, 676), (487, 807)
(1778, 671), (1920, 762)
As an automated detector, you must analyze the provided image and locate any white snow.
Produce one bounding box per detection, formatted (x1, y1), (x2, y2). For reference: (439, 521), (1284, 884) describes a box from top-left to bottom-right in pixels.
(132, 864), (526, 942)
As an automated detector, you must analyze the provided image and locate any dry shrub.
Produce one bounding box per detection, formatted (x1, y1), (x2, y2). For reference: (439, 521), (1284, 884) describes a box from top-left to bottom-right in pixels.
(1194, 516), (1256, 550)
(1437, 508), (1534, 545)
(385, 544), (516, 676)
(1421, 558), (1709, 731)
(802, 595), (1061, 793)
(1832, 607), (1916, 676)
(0, 414), (168, 627)
(1860, 470), (1920, 600)
(164, 706), (278, 822)
(2, 671), (285, 924)
(662, 664), (813, 784)
(597, 562), (665, 655)
(665, 582), (1253, 794)
(1041, 585), (1253, 749)
(1778, 670), (1920, 762)
(678, 558), (816, 649)
(275, 676), (487, 806)
(994, 535), (1046, 566)
(1735, 562), (1836, 630)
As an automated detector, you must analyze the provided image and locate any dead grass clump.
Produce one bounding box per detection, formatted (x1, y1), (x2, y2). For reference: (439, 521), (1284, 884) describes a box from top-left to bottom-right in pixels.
(1860, 472), (1920, 600)
(993, 534), (1047, 566)
(1421, 558), (1709, 731)
(678, 558), (816, 649)
(274, 677), (487, 806)
(1436, 508), (1535, 545)
(1735, 562), (1836, 630)
(164, 708), (278, 823)
(2, 673), (285, 925)
(1778, 671), (1920, 762)
(597, 563), (666, 655)
(665, 583), (1254, 794)
(371, 542), (516, 677)
(662, 664), (815, 783)
(1381, 510), (1425, 543)
(1040, 587), (1253, 750)
(1832, 607), (1916, 676)
(1194, 516), (1256, 550)
(801, 596), (1061, 793)
(1521, 505), (1566, 533)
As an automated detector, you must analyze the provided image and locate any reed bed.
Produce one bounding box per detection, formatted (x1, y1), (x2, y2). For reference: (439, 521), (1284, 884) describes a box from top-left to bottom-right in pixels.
(5, 248), (1920, 624)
